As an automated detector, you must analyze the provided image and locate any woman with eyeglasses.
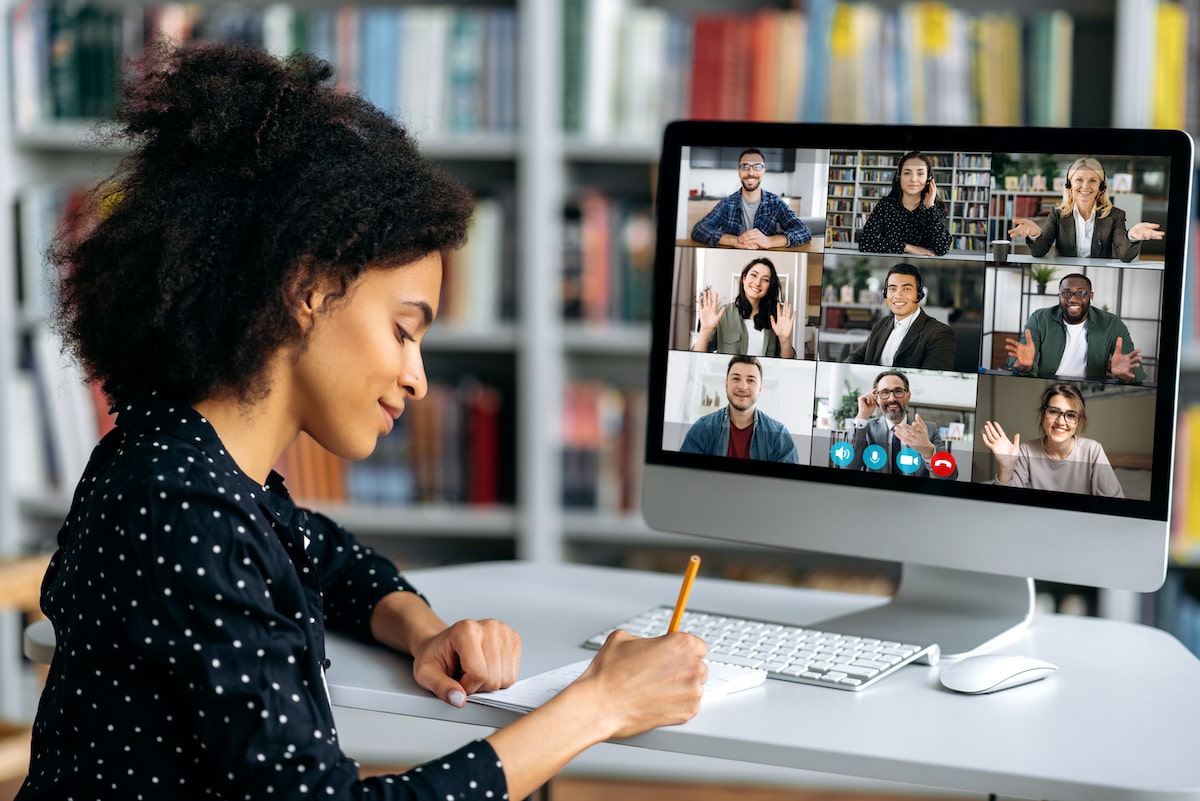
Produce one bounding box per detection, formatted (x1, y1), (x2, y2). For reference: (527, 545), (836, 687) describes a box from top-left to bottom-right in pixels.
(856, 151), (953, 257)
(981, 383), (1124, 497)
(1007, 157), (1163, 263)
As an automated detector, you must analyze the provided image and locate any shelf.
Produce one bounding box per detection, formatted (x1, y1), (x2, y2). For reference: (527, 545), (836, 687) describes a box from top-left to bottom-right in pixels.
(11, 121), (125, 153)
(423, 325), (518, 352)
(563, 323), (651, 356)
(17, 493), (517, 539)
(562, 511), (782, 551)
(307, 502), (518, 538)
(11, 121), (520, 161)
(563, 139), (660, 163)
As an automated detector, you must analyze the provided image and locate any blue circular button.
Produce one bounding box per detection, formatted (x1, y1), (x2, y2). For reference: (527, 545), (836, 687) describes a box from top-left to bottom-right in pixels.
(829, 442), (854, 467)
(896, 447), (924, 474)
(863, 444), (887, 471)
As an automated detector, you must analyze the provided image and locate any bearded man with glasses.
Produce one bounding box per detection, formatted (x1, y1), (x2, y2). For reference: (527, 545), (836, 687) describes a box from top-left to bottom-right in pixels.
(1005, 273), (1145, 383)
(839, 369), (957, 479)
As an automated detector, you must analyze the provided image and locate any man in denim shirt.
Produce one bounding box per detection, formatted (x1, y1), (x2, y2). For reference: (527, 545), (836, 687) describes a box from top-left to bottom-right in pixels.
(691, 148), (812, 250)
(679, 355), (799, 463)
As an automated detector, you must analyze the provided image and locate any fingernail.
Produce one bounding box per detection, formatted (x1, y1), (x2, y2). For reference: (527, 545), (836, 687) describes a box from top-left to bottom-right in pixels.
(449, 691), (466, 707)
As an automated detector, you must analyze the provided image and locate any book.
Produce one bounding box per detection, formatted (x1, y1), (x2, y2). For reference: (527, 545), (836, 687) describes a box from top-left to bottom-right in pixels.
(1112, 0), (1156, 127)
(1152, 1), (1188, 130)
(469, 657), (766, 713)
(359, 5), (401, 119)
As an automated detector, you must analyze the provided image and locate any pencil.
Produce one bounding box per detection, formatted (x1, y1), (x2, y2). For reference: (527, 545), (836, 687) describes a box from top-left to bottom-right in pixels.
(667, 555), (701, 633)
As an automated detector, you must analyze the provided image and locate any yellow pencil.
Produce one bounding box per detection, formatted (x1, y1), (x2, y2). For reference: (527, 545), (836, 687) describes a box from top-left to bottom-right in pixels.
(667, 555), (701, 633)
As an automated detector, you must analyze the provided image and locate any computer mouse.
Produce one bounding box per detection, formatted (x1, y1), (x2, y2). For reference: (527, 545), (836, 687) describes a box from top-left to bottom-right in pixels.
(938, 654), (1057, 694)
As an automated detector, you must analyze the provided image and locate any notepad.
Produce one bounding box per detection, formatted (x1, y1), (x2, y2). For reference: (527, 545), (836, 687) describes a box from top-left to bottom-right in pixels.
(468, 657), (766, 713)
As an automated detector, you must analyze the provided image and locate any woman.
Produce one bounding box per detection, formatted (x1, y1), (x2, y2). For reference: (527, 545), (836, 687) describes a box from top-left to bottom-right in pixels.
(981, 383), (1124, 497)
(692, 257), (798, 358)
(857, 150), (952, 257)
(18, 43), (707, 801)
(1008, 157), (1163, 262)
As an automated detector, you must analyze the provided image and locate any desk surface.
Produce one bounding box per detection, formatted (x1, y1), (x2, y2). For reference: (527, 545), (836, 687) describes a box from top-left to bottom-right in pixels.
(675, 236), (825, 253)
(326, 561), (1200, 801)
(994, 253), (1164, 270)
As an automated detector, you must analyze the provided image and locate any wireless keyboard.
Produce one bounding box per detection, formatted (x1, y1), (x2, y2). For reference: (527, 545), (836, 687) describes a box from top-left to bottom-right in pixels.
(583, 605), (940, 691)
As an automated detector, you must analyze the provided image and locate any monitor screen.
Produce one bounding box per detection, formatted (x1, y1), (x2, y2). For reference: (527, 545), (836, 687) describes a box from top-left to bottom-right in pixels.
(643, 122), (1194, 655)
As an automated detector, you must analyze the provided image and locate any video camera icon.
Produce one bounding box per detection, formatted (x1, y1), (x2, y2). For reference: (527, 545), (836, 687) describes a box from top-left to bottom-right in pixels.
(896, 448), (924, 475)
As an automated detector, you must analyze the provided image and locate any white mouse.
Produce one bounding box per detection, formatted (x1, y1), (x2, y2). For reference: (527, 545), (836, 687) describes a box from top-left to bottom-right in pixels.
(939, 654), (1057, 694)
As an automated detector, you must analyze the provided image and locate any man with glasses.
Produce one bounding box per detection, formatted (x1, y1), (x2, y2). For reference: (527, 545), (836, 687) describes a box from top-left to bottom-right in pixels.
(840, 370), (957, 479)
(690, 148), (813, 250)
(1005, 273), (1145, 383)
(843, 263), (956, 369)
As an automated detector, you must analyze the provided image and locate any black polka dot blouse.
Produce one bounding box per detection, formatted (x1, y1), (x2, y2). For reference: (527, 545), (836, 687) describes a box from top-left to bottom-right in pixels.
(856, 195), (953, 256)
(18, 395), (508, 800)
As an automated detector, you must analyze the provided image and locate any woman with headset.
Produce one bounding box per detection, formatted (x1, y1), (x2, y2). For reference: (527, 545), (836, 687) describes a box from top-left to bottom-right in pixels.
(1008, 157), (1163, 262)
(857, 150), (953, 257)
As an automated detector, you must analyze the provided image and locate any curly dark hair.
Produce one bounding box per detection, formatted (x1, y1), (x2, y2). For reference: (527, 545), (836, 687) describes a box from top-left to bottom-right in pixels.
(53, 41), (474, 406)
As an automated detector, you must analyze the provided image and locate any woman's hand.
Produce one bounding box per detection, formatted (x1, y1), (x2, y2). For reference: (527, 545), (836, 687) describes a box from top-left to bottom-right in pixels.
(570, 629), (708, 739)
(981, 420), (1020, 484)
(922, 177), (939, 208)
(903, 244), (935, 256)
(770, 301), (795, 343)
(411, 618), (522, 707)
(484, 629), (707, 800)
(1008, 218), (1041, 239)
(1128, 222), (1164, 242)
(696, 289), (725, 332)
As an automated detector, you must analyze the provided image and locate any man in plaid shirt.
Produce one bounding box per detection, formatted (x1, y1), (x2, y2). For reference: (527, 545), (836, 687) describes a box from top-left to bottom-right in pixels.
(691, 148), (813, 250)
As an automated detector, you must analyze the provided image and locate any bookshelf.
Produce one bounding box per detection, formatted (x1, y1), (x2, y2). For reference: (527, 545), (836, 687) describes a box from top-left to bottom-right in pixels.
(824, 149), (992, 252)
(2, 0), (1200, 733)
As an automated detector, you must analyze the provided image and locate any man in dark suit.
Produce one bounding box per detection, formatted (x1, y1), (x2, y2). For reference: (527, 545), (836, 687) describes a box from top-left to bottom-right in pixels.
(843, 263), (956, 370)
(840, 369), (957, 479)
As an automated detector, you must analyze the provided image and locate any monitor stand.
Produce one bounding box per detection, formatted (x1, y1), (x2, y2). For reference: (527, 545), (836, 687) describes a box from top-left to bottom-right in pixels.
(814, 564), (1036, 658)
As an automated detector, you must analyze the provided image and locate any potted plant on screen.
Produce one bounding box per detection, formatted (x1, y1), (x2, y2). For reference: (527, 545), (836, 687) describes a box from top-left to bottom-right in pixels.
(1028, 264), (1057, 294)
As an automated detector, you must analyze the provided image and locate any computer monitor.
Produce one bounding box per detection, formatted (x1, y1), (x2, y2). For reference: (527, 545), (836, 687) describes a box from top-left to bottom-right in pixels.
(643, 121), (1194, 656)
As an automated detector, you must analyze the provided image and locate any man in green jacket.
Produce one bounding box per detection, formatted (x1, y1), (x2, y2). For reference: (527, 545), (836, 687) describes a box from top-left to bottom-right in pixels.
(1006, 273), (1145, 383)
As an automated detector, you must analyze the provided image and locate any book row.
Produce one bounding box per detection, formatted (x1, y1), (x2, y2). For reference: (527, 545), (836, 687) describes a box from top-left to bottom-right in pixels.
(564, 0), (1200, 133)
(31, 186), (496, 348)
(9, 1), (517, 136)
(10, 1), (1198, 137)
(7, 324), (650, 516)
(15, 183), (661, 331)
(280, 378), (511, 507)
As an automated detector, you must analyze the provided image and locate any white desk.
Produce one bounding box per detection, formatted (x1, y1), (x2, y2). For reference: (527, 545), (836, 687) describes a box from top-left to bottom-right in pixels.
(325, 561), (1200, 801)
(994, 253), (1164, 270)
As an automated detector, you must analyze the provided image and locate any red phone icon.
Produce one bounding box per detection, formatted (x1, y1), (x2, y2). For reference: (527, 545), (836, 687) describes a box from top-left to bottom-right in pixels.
(930, 452), (956, 478)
